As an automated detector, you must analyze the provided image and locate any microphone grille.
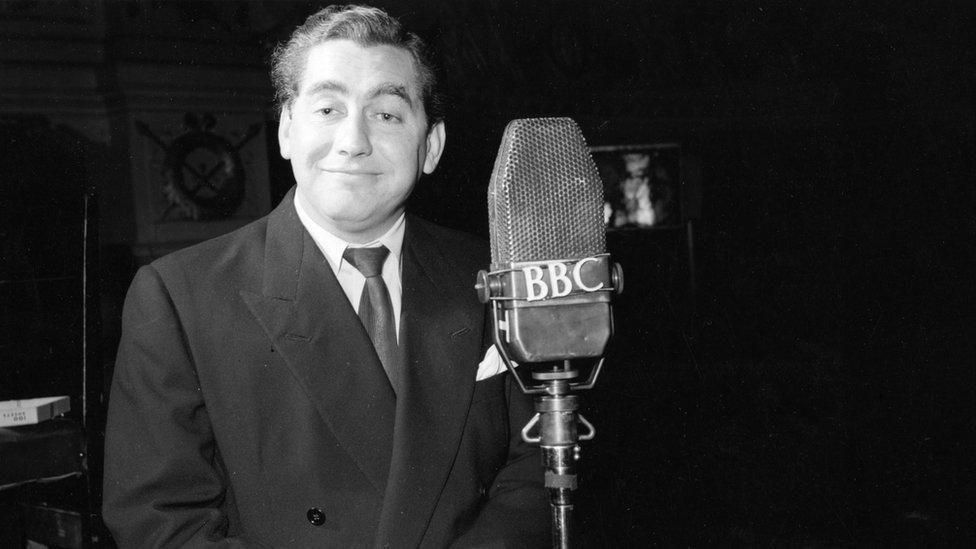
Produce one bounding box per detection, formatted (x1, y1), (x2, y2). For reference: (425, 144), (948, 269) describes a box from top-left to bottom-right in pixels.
(488, 118), (606, 264)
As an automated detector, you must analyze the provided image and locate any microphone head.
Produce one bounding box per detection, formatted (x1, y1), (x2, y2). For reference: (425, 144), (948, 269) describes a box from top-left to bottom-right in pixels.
(488, 118), (606, 266)
(482, 118), (617, 363)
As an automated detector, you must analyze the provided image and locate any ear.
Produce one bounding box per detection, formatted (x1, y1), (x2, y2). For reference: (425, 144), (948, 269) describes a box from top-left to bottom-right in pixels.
(277, 107), (293, 160)
(422, 121), (446, 174)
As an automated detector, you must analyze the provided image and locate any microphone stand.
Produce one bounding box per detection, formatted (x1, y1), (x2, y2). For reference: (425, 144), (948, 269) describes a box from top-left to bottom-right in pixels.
(478, 260), (621, 548)
(489, 305), (604, 549)
(521, 362), (599, 549)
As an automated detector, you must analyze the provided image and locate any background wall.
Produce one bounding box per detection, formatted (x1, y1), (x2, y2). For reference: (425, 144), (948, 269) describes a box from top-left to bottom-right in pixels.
(1, 0), (973, 545)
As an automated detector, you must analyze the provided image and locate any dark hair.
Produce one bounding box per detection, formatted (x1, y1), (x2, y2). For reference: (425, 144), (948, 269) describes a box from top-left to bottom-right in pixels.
(270, 4), (443, 126)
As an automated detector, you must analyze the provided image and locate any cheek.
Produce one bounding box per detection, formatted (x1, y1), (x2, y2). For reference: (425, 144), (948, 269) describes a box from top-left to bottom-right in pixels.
(379, 137), (425, 168)
(297, 143), (333, 170)
(291, 126), (332, 162)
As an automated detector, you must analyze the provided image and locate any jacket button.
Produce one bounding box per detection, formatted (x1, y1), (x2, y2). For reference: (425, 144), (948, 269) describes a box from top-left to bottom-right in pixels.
(306, 507), (326, 526)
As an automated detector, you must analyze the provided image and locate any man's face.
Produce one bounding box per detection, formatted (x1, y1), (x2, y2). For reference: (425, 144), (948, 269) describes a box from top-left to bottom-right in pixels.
(278, 39), (445, 243)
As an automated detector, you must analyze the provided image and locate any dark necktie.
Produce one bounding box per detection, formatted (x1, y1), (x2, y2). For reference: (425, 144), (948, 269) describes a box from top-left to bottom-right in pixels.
(342, 245), (398, 392)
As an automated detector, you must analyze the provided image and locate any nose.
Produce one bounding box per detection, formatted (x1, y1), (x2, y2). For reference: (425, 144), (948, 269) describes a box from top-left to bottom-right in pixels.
(333, 113), (372, 157)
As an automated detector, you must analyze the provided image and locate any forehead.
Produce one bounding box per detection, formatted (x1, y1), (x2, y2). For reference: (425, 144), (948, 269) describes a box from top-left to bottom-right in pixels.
(297, 39), (421, 98)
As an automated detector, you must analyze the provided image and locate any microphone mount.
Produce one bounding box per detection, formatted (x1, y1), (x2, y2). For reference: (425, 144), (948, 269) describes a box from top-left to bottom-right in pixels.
(477, 261), (623, 548)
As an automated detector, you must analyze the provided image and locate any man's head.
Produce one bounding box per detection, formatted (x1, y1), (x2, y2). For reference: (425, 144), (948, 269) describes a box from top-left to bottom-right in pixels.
(273, 5), (446, 244)
(271, 4), (443, 127)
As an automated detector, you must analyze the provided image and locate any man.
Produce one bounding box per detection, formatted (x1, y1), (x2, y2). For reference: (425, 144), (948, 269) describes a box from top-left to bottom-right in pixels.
(103, 5), (548, 547)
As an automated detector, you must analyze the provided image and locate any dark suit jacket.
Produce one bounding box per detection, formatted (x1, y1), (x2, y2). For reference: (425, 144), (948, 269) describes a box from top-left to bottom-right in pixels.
(103, 190), (548, 547)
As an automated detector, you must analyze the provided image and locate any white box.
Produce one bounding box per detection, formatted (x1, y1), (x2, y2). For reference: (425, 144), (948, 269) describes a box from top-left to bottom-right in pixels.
(0, 396), (71, 427)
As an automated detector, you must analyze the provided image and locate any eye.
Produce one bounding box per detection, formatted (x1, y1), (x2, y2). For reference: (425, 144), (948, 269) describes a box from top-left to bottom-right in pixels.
(314, 104), (345, 118)
(377, 112), (401, 123)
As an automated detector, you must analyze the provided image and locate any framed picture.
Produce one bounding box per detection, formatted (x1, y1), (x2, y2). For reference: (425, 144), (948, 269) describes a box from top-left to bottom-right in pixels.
(590, 143), (682, 229)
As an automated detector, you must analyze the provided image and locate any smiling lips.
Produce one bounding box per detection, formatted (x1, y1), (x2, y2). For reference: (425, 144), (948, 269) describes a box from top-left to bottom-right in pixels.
(322, 168), (381, 182)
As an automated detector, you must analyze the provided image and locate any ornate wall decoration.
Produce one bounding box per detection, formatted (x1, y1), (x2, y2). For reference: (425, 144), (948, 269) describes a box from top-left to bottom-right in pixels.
(136, 113), (261, 221)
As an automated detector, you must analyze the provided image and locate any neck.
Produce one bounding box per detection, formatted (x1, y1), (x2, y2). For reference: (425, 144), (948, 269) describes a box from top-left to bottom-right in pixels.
(333, 219), (397, 245)
(295, 192), (403, 244)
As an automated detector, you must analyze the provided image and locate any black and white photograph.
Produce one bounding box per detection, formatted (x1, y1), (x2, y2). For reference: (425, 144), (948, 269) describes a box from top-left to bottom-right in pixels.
(1, 1), (973, 547)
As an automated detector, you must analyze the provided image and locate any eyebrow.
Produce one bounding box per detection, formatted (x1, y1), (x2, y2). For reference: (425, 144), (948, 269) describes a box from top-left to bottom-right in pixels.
(306, 80), (347, 97)
(370, 83), (414, 108)
(306, 80), (415, 108)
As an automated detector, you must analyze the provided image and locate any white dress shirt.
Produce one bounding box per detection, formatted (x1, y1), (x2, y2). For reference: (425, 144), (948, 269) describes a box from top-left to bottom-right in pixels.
(294, 193), (404, 340)
(293, 194), (511, 379)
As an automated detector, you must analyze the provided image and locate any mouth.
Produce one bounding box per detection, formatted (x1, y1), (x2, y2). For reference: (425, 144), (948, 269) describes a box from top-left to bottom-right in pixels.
(323, 168), (381, 177)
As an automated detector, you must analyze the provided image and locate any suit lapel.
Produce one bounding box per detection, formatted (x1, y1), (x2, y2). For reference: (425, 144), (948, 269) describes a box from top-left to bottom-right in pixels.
(240, 191), (396, 495)
(375, 218), (483, 547)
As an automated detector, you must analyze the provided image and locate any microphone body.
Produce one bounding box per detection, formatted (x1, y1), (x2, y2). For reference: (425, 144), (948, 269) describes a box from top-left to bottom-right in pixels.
(480, 118), (618, 363)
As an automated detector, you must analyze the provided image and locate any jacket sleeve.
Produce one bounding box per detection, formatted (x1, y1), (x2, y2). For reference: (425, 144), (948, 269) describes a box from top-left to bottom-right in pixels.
(102, 266), (263, 548)
(452, 373), (551, 548)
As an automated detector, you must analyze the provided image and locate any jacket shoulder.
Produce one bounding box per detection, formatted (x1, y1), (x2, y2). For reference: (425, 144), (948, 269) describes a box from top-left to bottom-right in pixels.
(147, 215), (270, 289)
(407, 215), (488, 265)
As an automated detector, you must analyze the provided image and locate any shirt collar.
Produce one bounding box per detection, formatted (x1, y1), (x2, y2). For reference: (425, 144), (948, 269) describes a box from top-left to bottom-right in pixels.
(293, 192), (405, 274)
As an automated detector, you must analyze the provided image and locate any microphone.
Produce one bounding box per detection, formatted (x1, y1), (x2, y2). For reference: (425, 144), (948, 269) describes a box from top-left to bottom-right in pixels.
(477, 117), (622, 364)
(475, 117), (623, 548)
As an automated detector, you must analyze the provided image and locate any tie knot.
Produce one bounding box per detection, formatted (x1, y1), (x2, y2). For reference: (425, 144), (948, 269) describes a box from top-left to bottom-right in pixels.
(343, 246), (389, 278)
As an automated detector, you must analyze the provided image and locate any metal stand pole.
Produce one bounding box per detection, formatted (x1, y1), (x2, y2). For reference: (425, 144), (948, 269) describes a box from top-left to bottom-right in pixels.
(521, 365), (595, 548)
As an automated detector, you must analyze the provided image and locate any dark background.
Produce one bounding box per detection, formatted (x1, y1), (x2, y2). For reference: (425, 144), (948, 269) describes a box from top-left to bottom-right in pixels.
(2, 0), (974, 546)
